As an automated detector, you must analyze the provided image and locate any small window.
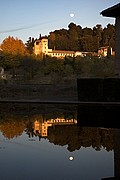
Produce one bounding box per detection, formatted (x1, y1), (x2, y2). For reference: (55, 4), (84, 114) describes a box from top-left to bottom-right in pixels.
(36, 42), (39, 45)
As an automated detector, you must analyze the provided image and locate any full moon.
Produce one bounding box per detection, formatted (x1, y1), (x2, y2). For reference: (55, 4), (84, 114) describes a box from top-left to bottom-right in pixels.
(70, 13), (74, 18)
(69, 156), (74, 161)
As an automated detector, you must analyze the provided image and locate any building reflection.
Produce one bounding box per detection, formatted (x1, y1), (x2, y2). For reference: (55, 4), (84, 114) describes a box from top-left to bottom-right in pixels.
(33, 117), (77, 137)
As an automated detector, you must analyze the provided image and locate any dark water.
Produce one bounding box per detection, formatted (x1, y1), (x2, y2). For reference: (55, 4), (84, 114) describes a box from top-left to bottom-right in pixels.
(0, 104), (119, 180)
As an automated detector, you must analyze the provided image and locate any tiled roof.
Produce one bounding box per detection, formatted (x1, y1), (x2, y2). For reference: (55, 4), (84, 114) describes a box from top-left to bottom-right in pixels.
(101, 3), (120, 18)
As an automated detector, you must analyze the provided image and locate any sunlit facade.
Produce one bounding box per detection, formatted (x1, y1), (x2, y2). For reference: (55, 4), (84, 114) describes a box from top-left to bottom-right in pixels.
(34, 37), (88, 58)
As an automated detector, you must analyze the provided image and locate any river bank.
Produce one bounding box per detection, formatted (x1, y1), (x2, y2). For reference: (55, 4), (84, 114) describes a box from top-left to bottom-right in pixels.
(0, 81), (78, 101)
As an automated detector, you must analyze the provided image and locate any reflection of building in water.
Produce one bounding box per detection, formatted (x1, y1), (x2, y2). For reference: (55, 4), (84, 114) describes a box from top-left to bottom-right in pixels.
(34, 118), (77, 137)
(34, 120), (52, 137)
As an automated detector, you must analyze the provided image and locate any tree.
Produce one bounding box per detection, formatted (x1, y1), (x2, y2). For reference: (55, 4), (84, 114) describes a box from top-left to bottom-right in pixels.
(1, 36), (26, 55)
(48, 29), (69, 50)
(25, 37), (34, 54)
(68, 23), (81, 51)
(102, 24), (115, 49)
(93, 24), (103, 50)
(21, 56), (41, 79)
(48, 22), (115, 53)
(81, 36), (94, 52)
(48, 32), (56, 49)
(1, 36), (26, 77)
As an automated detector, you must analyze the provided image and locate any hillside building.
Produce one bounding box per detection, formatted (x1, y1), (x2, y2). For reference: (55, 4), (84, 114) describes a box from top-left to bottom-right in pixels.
(34, 37), (90, 58)
(98, 46), (114, 57)
(34, 38), (49, 55)
(34, 36), (113, 58)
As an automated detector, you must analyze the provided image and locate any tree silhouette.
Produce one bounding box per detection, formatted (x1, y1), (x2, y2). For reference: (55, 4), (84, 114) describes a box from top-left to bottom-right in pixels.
(25, 37), (35, 54)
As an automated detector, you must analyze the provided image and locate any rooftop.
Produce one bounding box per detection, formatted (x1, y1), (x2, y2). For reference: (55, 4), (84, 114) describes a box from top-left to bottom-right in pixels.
(100, 3), (120, 18)
(48, 50), (75, 54)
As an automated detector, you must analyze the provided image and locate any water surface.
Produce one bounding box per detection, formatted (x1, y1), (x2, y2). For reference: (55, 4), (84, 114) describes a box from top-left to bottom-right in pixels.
(0, 104), (118, 180)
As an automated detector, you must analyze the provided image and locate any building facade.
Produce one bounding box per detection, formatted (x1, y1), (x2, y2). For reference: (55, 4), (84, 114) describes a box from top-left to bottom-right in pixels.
(34, 36), (113, 58)
(34, 37), (89, 58)
(98, 46), (113, 57)
(34, 38), (49, 55)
